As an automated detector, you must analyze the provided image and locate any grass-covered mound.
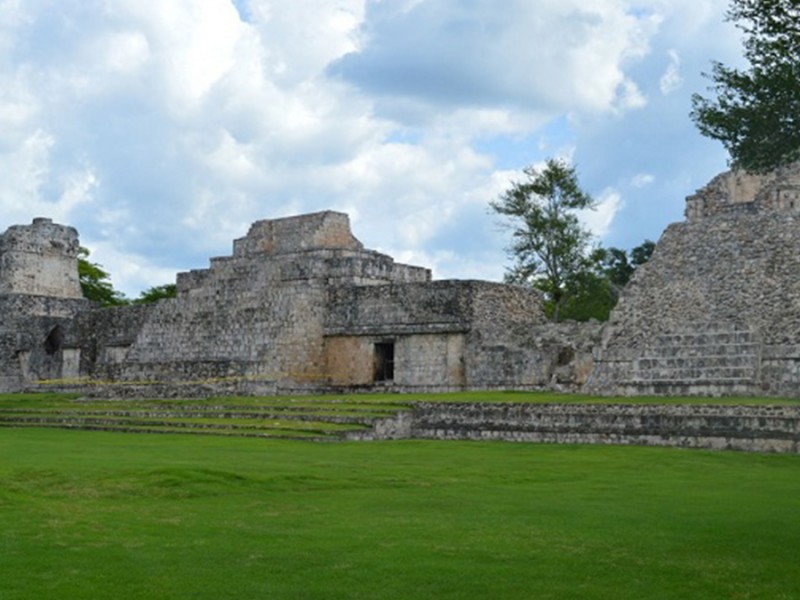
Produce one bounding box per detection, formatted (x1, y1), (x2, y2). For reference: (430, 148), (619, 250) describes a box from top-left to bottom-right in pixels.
(1, 428), (798, 599)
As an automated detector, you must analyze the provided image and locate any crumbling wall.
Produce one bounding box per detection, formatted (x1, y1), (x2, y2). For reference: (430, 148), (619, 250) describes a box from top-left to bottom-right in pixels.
(233, 211), (365, 256)
(0, 296), (87, 391)
(0, 218), (82, 299)
(0, 218), (87, 392)
(324, 279), (600, 392)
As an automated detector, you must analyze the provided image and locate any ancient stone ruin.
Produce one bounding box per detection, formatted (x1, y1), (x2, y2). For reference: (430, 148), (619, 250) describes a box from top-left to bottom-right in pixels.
(0, 211), (597, 396)
(0, 218), (88, 391)
(4, 162), (800, 398)
(588, 161), (800, 396)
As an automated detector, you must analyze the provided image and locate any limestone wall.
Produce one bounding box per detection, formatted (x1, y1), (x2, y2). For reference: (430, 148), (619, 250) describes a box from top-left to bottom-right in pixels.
(323, 280), (580, 391)
(350, 402), (800, 453)
(0, 218), (82, 299)
(1, 210), (600, 395)
(0, 296), (87, 392)
(65, 212), (540, 394)
(325, 280), (478, 336)
(0, 217), (87, 392)
(590, 161), (800, 396)
(233, 211), (364, 256)
(685, 162), (800, 220)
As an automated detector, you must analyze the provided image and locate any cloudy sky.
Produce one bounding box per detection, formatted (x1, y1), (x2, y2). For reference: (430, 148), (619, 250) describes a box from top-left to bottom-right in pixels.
(0, 0), (744, 296)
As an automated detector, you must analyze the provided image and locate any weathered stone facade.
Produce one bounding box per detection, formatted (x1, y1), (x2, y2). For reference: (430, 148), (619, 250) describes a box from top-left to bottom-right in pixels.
(0, 219), (88, 392)
(9, 161), (800, 400)
(350, 402), (800, 453)
(589, 161), (800, 396)
(1, 211), (596, 395)
(0, 217), (83, 299)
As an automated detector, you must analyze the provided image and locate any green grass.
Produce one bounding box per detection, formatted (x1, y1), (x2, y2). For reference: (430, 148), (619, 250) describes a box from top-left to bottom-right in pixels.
(4, 390), (800, 410)
(0, 393), (402, 440)
(2, 390), (798, 444)
(1, 427), (799, 599)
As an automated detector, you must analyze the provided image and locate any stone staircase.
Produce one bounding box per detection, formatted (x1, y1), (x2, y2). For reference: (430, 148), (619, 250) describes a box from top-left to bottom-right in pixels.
(622, 326), (763, 396)
(0, 395), (412, 441)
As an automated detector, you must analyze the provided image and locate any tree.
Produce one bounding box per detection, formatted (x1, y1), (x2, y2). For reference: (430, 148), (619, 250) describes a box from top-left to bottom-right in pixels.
(134, 284), (177, 304)
(691, 0), (800, 172)
(77, 247), (129, 307)
(557, 270), (616, 322)
(592, 239), (655, 289)
(554, 240), (656, 322)
(491, 158), (595, 322)
(630, 239), (655, 268)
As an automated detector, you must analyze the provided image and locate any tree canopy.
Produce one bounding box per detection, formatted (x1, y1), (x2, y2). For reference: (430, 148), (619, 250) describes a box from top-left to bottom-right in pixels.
(491, 158), (655, 322)
(557, 240), (655, 322)
(78, 247), (129, 307)
(691, 0), (800, 172)
(78, 248), (177, 306)
(491, 158), (595, 321)
(134, 284), (177, 304)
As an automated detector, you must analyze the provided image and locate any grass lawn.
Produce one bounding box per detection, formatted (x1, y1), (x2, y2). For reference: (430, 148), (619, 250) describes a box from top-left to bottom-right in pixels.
(1, 427), (799, 599)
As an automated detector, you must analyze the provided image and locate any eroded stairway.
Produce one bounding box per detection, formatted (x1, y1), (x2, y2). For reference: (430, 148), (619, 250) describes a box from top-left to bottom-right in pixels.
(622, 325), (763, 396)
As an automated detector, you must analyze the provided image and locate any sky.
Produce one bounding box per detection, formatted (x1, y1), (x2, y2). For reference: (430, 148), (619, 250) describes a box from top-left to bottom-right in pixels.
(0, 0), (745, 296)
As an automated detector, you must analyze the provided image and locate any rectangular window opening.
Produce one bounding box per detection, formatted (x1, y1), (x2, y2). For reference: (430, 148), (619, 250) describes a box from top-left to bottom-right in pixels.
(374, 342), (395, 382)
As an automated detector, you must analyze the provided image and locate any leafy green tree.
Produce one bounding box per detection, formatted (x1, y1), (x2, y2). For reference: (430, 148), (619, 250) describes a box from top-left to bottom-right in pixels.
(77, 247), (129, 307)
(134, 284), (177, 304)
(491, 158), (595, 322)
(592, 240), (655, 288)
(691, 0), (800, 171)
(557, 271), (616, 322)
(591, 246), (633, 289)
(630, 239), (655, 268)
(555, 240), (656, 322)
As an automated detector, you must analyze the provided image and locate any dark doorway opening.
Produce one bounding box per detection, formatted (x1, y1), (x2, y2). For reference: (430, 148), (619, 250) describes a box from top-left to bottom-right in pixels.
(44, 325), (64, 355)
(374, 342), (395, 382)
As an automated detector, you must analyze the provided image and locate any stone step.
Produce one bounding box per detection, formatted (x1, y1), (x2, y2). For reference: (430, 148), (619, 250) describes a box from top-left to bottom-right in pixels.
(632, 366), (758, 381)
(0, 415), (360, 438)
(643, 343), (761, 358)
(655, 331), (758, 345)
(636, 355), (758, 370)
(0, 420), (332, 441)
(0, 408), (379, 424)
(618, 382), (762, 397)
(615, 381), (763, 398)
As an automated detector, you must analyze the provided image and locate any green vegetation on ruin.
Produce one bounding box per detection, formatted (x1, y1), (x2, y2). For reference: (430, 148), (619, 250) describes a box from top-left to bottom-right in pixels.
(1, 426), (799, 599)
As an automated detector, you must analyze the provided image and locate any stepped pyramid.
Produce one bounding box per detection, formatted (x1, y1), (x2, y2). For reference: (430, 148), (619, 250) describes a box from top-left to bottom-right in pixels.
(588, 162), (800, 396)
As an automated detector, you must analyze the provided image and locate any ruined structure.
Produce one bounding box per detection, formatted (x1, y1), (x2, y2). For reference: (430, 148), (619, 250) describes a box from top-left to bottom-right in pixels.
(0, 211), (596, 395)
(589, 161), (800, 396)
(0, 218), (87, 391)
(7, 162), (800, 399)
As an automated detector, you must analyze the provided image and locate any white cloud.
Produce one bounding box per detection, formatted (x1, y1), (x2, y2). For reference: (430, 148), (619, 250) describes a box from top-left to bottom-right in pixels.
(0, 129), (52, 212)
(579, 188), (622, 239)
(58, 168), (99, 212)
(113, 0), (247, 111)
(94, 31), (150, 75)
(247, 0), (365, 83)
(631, 173), (655, 188)
(659, 49), (683, 94)
(616, 79), (648, 111)
(0, 0), (740, 296)
(79, 238), (179, 295)
(332, 1), (660, 122)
